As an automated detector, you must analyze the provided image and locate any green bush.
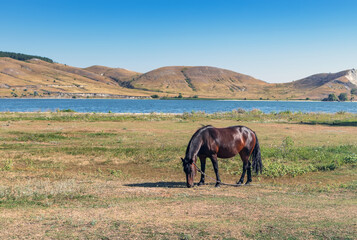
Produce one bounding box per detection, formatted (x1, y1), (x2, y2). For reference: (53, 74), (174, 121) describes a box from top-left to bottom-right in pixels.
(338, 93), (348, 101)
(322, 93), (338, 101)
(315, 162), (337, 171)
(343, 154), (357, 164)
(57, 109), (76, 113)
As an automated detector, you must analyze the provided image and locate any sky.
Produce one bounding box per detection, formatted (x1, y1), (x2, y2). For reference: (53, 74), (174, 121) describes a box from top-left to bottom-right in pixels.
(1, 0), (356, 83)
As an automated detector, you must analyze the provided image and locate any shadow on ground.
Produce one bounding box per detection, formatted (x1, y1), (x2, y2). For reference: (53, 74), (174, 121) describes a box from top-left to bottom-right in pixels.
(301, 121), (357, 127)
(124, 181), (187, 188)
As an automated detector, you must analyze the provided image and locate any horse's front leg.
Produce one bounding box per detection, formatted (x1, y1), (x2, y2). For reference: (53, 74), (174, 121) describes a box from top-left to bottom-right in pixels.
(210, 155), (221, 187)
(198, 155), (206, 186)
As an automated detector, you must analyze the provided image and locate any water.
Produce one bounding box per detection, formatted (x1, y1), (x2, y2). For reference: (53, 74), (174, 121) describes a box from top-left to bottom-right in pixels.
(0, 99), (356, 113)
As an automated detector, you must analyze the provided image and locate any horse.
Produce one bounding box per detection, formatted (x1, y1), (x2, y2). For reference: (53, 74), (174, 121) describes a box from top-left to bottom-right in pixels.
(181, 125), (262, 188)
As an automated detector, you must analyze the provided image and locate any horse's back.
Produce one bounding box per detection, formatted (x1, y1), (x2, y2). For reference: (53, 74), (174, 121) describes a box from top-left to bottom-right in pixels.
(201, 126), (253, 158)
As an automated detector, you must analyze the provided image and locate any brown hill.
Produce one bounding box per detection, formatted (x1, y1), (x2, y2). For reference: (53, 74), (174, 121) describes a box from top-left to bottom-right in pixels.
(272, 69), (357, 99)
(0, 57), (151, 98)
(84, 65), (140, 82)
(131, 66), (268, 98)
(1, 55), (356, 100)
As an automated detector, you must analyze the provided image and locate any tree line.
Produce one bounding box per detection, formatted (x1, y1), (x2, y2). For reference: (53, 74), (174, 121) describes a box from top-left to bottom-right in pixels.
(322, 89), (357, 101)
(0, 51), (53, 63)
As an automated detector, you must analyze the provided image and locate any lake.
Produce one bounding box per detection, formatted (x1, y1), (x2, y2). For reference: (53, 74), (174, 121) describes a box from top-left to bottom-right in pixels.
(0, 99), (356, 113)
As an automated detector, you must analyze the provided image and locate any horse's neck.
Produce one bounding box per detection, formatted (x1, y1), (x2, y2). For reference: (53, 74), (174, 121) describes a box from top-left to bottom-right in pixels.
(186, 136), (202, 160)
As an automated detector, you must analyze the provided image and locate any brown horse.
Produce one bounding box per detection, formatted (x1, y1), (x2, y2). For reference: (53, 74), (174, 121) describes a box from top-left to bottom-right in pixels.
(181, 125), (262, 188)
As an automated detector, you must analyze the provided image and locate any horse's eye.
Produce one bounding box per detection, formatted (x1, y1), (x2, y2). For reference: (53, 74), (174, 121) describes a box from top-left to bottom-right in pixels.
(183, 163), (191, 173)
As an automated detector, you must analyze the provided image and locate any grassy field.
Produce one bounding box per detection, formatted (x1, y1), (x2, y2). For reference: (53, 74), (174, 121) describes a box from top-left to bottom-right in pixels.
(0, 112), (356, 239)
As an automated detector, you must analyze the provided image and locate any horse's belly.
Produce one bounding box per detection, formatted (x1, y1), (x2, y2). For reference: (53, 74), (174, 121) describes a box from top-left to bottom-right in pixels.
(217, 149), (238, 158)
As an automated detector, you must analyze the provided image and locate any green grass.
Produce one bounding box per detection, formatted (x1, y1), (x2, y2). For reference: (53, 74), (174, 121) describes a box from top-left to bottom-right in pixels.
(259, 141), (357, 177)
(219, 143), (357, 178)
(10, 131), (68, 142)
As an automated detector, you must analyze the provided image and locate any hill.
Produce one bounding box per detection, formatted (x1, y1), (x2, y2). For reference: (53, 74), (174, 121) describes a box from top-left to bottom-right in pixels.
(84, 65), (140, 83)
(0, 57), (151, 98)
(272, 69), (357, 100)
(0, 53), (356, 100)
(126, 66), (356, 100)
(129, 66), (269, 98)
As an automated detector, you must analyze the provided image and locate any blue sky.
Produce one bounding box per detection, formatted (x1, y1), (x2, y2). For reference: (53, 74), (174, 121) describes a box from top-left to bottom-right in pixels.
(1, 0), (356, 83)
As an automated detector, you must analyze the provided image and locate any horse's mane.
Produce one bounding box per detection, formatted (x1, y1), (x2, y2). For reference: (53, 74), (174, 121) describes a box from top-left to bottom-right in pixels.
(185, 125), (213, 158)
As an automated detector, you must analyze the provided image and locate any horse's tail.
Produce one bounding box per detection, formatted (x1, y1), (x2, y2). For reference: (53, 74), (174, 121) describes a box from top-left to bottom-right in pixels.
(251, 132), (263, 174)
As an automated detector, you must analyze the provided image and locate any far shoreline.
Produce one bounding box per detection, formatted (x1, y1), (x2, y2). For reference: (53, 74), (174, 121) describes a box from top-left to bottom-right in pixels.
(0, 97), (356, 102)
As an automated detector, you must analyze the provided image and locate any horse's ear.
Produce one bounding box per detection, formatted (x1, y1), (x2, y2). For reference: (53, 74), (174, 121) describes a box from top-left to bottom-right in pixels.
(181, 158), (184, 162)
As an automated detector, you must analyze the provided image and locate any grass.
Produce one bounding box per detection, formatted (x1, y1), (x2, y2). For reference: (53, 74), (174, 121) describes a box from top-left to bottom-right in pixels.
(0, 110), (356, 126)
(0, 112), (356, 239)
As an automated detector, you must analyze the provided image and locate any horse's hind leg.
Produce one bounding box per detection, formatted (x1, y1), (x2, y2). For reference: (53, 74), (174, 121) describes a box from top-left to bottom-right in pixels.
(237, 151), (251, 185)
(246, 161), (252, 185)
(198, 156), (206, 186)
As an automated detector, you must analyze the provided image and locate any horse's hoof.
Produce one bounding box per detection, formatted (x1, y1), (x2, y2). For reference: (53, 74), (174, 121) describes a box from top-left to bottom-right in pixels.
(245, 181), (251, 185)
(236, 181), (243, 185)
(197, 182), (205, 186)
(215, 183), (221, 188)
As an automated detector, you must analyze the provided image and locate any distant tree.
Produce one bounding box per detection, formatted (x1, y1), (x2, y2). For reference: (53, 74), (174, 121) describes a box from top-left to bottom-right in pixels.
(177, 93), (183, 99)
(0, 51), (53, 63)
(351, 88), (357, 95)
(322, 93), (338, 101)
(338, 93), (348, 101)
(151, 94), (159, 99)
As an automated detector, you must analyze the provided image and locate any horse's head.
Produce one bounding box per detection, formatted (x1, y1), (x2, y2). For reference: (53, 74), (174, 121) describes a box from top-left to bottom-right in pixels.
(181, 157), (197, 188)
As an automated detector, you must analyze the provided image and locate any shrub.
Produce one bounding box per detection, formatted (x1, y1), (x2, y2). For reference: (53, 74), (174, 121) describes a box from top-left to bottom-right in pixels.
(338, 93), (348, 101)
(234, 108), (246, 114)
(249, 109), (262, 114)
(281, 137), (294, 159)
(322, 93), (338, 101)
(279, 110), (292, 115)
(343, 154), (357, 164)
(351, 88), (357, 95)
(315, 162), (337, 171)
(57, 109), (76, 113)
